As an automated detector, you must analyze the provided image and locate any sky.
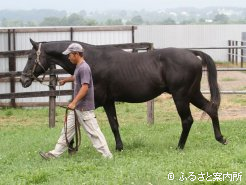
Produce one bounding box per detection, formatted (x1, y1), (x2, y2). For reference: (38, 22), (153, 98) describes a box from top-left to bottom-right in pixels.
(1, 0), (245, 12)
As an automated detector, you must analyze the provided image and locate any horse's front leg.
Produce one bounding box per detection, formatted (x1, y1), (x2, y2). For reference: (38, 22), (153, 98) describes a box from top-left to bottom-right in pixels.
(104, 101), (123, 151)
(68, 139), (76, 154)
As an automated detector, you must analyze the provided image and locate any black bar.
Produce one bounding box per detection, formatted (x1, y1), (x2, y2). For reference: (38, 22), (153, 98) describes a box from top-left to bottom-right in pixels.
(0, 90), (73, 99)
(228, 40), (231, 62)
(70, 27), (73, 41)
(242, 41), (245, 68)
(131, 26), (135, 43)
(8, 29), (16, 107)
(49, 64), (56, 128)
(232, 41), (235, 64)
(187, 46), (246, 49)
(0, 50), (30, 57)
(0, 69), (67, 78)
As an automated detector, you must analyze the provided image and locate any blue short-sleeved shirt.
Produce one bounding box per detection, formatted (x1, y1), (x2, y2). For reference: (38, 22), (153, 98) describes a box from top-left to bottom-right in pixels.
(73, 61), (95, 111)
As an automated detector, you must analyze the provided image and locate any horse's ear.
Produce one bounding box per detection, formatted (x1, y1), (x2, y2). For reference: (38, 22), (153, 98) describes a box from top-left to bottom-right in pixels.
(30, 38), (38, 50)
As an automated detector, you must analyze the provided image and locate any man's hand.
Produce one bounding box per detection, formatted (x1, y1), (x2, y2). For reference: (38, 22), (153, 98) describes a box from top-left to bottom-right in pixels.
(68, 102), (76, 110)
(59, 79), (66, 86)
(58, 76), (74, 86)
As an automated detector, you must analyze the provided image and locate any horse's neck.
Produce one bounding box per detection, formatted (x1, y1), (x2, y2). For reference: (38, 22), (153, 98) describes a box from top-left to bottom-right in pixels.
(53, 55), (75, 74)
(46, 43), (76, 75)
(56, 59), (75, 75)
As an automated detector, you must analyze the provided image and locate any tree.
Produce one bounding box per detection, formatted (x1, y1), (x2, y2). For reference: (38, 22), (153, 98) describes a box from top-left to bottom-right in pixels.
(198, 18), (206, 24)
(159, 18), (176, 25)
(40, 17), (62, 26)
(130, 15), (144, 25)
(65, 13), (85, 26)
(1, 18), (24, 27)
(105, 19), (123, 25)
(180, 19), (195, 24)
(85, 19), (97, 26)
(213, 14), (229, 24)
(26, 21), (38, 27)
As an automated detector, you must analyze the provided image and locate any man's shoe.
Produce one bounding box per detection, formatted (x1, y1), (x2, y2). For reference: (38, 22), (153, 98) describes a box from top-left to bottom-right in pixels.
(39, 151), (56, 160)
(102, 153), (113, 159)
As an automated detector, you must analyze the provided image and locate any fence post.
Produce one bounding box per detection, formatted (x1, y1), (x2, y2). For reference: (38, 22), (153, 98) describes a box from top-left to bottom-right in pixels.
(70, 27), (74, 41)
(235, 41), (238, 65)
(228, 40), (231, 62)
(70, 27), (75, 99)
(131, 26), (135, 44)
(49, 64), (57, 128)
(232, 41), (235, 64)
(131, 26), (137, 53)
(147, 43), (154, 124)
(241, 41), (244, 68)
(8, 29), (16, 107)
(147, 100), (154, 124)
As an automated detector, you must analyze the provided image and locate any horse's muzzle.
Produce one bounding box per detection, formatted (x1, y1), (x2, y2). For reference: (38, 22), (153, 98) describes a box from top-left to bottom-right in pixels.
(20, 75), (32, 88)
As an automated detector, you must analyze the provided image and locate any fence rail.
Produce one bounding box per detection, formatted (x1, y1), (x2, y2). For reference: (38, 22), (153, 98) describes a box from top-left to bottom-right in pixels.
(227, 40), (246, 67)
(185, 43), (246, 68)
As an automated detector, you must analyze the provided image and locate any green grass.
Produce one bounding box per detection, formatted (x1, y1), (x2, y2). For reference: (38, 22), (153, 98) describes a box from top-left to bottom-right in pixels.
(221, 77), (237, 82)
(0, 100), (245, 185)
(230, 95), (246, 106)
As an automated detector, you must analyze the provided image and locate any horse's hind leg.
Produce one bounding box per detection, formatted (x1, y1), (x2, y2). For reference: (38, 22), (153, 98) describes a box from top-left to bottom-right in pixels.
(173, 95), (194, 149)
(191, 91), (227, 145)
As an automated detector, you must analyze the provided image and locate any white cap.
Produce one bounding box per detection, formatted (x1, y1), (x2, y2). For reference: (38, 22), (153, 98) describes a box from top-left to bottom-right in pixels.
(62, 43), (84, 55)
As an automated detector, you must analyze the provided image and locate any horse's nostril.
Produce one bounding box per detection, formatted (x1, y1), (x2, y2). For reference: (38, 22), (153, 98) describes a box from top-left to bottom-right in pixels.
(20, 76), (32, 88)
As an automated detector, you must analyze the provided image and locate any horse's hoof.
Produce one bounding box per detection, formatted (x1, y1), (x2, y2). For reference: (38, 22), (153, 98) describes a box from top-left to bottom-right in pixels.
(68, 149), (77, 155)
(216, 136), (228, 145)
(116, 146), (123, 151)
(116, 148), (123, 152)
(222, 139), (228, 145)
(116, 143), (123, 151)
(176, 144), (184, 150)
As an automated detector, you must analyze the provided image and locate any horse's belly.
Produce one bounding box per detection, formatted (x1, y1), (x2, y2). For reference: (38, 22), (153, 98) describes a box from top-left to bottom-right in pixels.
(109, 72), (166, 103)
(113, 85), (166, 103)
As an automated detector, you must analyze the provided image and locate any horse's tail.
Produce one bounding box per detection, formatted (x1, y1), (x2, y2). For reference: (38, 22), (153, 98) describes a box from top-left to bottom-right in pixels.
(191, 50), (221, 109)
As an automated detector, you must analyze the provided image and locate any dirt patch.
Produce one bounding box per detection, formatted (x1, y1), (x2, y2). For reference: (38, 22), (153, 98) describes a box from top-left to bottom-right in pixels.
(158, 70), (246, 121)
(201, 70), (246, 120)
(201, 70), (246, 92)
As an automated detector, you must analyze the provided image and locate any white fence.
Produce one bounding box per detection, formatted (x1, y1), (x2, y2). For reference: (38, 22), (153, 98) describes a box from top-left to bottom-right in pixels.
(135, 24), (246, 61)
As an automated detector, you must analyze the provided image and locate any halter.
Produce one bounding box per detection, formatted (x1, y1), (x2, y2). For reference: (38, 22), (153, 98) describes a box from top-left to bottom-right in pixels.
(22, 43), (57, 87)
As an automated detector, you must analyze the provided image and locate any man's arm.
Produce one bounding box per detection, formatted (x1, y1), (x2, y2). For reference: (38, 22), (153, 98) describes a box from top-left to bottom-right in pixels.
(68, 83), (89, 110)
(59, 75), (75, 85)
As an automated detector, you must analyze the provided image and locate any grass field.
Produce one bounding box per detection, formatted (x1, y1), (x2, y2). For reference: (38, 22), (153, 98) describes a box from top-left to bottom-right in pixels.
(0, 96), (245, 185)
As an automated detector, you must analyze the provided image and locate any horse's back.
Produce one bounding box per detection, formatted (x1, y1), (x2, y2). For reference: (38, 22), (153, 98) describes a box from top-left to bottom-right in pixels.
(89, 46), (203, 103)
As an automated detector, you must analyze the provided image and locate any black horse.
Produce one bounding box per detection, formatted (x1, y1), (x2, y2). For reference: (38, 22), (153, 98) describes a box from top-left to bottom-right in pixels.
(20, 39), (227, 151)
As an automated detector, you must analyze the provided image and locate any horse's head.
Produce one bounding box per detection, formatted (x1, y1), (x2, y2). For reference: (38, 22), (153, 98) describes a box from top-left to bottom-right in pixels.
(20, 39), (50, 88)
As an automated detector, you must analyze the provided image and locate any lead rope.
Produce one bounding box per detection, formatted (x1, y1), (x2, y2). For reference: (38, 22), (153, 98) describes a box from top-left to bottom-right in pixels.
(61, 106), (81, 152)
(56, 78), (62, 105)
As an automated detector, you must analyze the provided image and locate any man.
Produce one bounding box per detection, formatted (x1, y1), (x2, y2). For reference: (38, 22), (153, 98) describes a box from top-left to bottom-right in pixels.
(39, 43), (113, 159)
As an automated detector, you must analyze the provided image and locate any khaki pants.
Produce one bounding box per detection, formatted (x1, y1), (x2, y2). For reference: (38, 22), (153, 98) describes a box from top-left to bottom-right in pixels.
(49, 110), (112, 158)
